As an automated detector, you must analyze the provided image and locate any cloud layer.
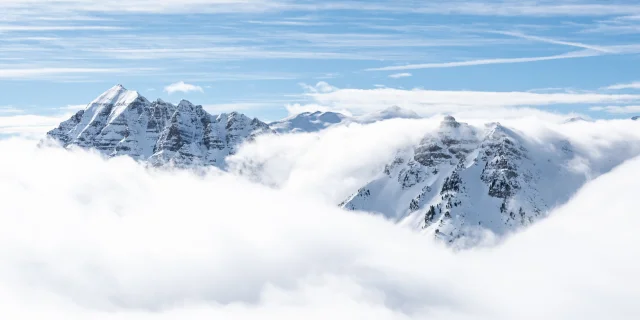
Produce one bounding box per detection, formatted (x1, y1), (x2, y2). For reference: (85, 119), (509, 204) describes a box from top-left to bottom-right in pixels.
(1, 123), (640, 319)
(297, 82), (640, 116)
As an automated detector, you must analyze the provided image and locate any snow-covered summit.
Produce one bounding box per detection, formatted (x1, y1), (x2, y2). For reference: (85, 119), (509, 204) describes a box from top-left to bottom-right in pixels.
(563, 116), (591, 124)
(45, 85), (272, 168)
(339, 115), (633, 247)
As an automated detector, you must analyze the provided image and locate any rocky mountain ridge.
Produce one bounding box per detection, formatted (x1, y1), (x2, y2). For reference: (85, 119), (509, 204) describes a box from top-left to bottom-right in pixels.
(46, 85), (272, 168)
(46, 85), (419, 168)
(339, 115), (629, 246)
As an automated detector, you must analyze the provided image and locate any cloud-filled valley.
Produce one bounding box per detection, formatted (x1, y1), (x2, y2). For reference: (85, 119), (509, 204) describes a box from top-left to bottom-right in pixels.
(5, 1), (640, 318)
(2, 111), (640, 319)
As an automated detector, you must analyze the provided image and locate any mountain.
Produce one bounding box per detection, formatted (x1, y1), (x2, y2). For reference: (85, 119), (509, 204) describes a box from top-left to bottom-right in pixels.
(269, 106), (421, 133)
(269, 111), (348, 133)
(46, 86), (422, 166)
(563, 116), (590, 123)
(339, 116), (616, 246)
(45, 85), (272, 168)
(353, 105), (420, 123)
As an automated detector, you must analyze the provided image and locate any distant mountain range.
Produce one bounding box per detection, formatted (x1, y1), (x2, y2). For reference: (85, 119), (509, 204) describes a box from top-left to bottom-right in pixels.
(269, 106), (420, 133)
(45, 85), (418, 168)
(44, 85), (640, 246)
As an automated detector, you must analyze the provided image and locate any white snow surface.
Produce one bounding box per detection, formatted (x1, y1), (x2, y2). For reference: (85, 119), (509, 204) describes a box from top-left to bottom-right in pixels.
(340, 116), (640, 246)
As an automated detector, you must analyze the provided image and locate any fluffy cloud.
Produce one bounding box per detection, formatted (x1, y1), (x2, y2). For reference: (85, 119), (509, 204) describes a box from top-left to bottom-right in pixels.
(0, 113), (71, 138)
(1, 125), (640, 318)
(300, 81), (337, 93)
(229, 116), (640, 205)
(164, 81), (204, 94)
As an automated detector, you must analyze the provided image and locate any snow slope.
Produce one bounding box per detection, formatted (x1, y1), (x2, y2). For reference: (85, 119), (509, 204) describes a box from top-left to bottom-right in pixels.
(46, 85), (272, 168)
(340, 116), (640, 246)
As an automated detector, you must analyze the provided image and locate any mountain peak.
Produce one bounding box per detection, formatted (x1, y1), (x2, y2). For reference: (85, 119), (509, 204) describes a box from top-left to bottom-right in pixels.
(45, 85), (271, 168)
(440, 115), (460, 128)
(373, 106), (420, 120)
(564, 116), (590, 123)
(91, 84), (141, 107)
(177, 99), (195, 108)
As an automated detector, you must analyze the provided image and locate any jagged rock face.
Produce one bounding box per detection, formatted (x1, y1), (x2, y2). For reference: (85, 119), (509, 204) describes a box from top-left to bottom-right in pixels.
(340, 116), (591, 246)
(45, 85), (272, 168)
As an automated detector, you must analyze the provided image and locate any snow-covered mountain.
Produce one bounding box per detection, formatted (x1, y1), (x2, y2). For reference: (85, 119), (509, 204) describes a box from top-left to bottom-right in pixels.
(269, 106), (421, 133)
(563, 116), (590, 123)
(46, 85), (422, 166)
(339, 116), (631, 246)
(354, 105), (421, 123)
(269, 111), (348, 133)
(46, 85), (272, 168)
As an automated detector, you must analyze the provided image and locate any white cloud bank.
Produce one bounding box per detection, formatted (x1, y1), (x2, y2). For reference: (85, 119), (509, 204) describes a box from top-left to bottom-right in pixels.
(591, 105), (640, 114)
(0, 113), (70, 138)
(604, 81), (640, 90)
(1, 126), (640, 319)
(297, 82), (640, 116)
(164, 81), (204, 94)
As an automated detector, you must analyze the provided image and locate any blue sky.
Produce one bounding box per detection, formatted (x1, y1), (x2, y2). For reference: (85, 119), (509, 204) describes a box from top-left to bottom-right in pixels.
(2, 0), (640, 122)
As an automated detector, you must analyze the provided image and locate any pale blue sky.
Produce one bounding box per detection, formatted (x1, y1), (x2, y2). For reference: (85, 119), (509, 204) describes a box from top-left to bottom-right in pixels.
(2, 0), (640, 120)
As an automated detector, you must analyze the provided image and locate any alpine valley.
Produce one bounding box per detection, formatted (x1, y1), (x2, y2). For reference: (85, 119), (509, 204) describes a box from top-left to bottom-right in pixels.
(45, 85), (640, 247)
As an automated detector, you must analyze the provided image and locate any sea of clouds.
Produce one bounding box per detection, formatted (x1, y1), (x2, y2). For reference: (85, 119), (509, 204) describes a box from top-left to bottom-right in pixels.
(1, 115), (640, 319)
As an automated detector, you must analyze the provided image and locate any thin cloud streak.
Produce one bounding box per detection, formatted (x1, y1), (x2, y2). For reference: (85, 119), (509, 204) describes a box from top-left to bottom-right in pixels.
(301, 83), (640, 115)
(389, 73), (412, 78)
(0, 25), (126, 31)
(492, 31), (614, 53)
(604, 81), (640, 90)
(0, 67), (157, 79)
(366, 50), (601, 71)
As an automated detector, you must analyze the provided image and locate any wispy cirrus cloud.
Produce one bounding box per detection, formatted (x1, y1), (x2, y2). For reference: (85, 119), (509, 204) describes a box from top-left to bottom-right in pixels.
(164, 81), (204, 94)
(4, 0), (640, 17)
(299, 82), (640, 116)
(0, 67), (157, 79)
(0, 106), (23, 114)
(491, 31), (614, 53)
(0, 25), (126, 31)
(366, 50), (601, 71)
